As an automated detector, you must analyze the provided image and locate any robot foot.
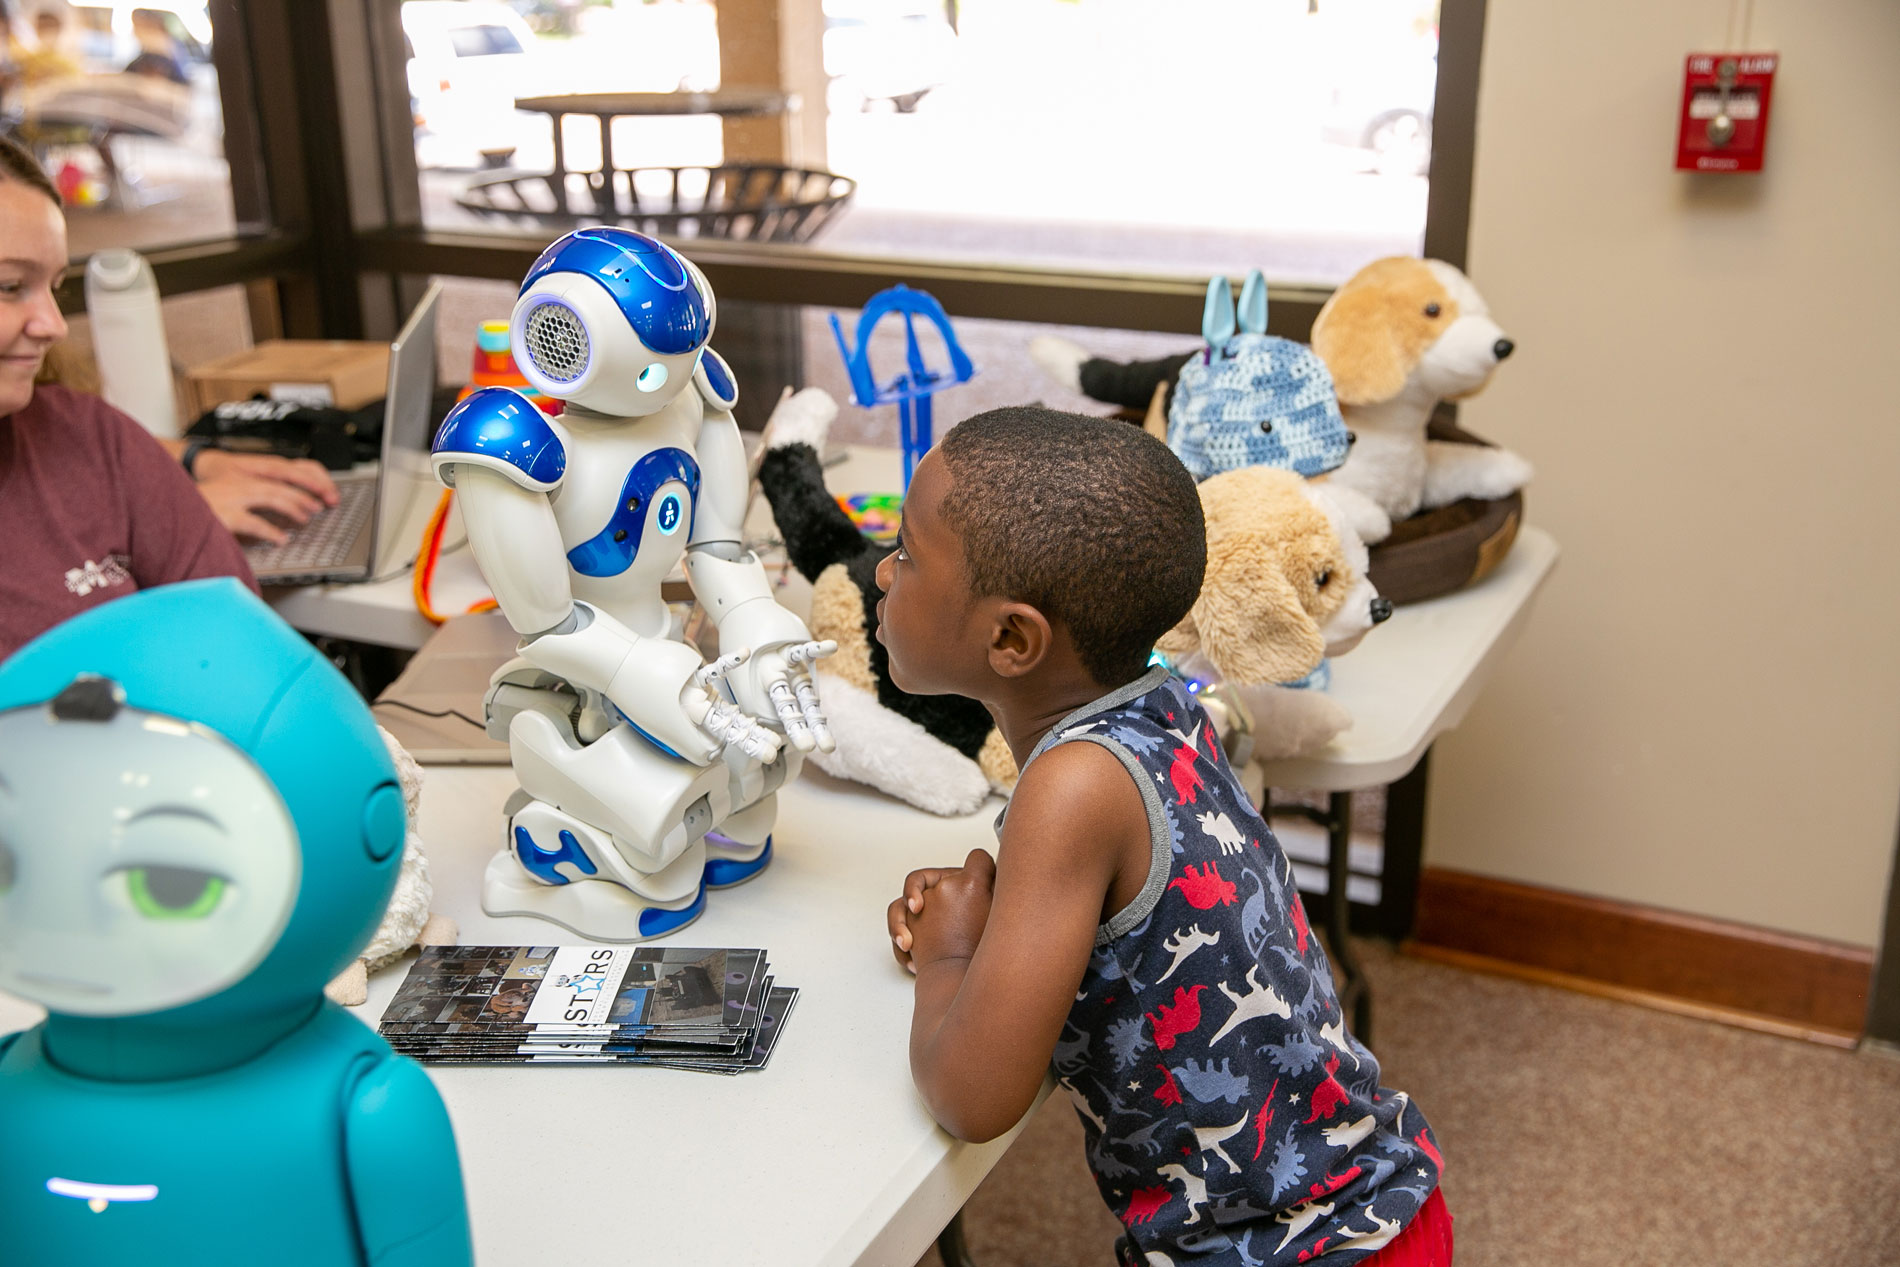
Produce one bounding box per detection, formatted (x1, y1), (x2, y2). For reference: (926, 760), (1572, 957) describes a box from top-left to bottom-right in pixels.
(483, 802), (707, 942)
(704, 832), (773, 890)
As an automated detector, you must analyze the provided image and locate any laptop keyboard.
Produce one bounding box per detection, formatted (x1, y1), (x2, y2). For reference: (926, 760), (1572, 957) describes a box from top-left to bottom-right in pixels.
(244, 474), (377, 575)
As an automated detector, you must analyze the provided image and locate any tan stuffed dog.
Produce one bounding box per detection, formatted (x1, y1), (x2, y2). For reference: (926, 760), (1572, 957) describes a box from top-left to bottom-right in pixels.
(1313, 257), (1529, 539)
(1159, 465), (1390, 761)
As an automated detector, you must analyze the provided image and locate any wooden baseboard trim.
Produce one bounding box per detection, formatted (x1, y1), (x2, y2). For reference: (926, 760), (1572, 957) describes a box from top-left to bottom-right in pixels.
(1411, 868), (1873, 1041)
(1403, 943), (1860, 1048)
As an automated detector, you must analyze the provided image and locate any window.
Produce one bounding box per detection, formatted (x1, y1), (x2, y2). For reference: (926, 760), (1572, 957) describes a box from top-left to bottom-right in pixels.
(6, 2), (254, 258)
(409, 0), (1441, 289)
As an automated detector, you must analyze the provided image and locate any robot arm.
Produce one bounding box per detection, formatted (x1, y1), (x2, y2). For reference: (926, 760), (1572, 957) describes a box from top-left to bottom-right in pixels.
(684, 360), (836, 752)
(435, 388), (779, 765)
(342, 1053), (473, 1267)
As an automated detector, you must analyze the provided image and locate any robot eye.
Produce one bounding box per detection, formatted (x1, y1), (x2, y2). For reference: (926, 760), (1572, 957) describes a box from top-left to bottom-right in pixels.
(637, 364), (669, 393)
(114, 865), (228, 920)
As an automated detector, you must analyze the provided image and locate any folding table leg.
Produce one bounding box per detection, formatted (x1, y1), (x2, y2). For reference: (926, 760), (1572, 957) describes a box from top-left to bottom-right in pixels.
(1324, 790), (1374, 1043)
(936, 1208), (977, 1267)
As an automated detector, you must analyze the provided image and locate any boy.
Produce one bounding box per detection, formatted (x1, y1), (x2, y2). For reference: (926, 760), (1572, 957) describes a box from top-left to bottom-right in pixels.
(881, 408), (1450, 1266)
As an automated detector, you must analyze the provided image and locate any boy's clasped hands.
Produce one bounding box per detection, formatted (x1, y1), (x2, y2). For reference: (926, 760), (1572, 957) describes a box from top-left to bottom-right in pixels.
(887, 848), (996, 975)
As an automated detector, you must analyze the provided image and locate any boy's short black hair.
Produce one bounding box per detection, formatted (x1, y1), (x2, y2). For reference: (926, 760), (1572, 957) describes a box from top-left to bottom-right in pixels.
(937, 406), (1206, 687)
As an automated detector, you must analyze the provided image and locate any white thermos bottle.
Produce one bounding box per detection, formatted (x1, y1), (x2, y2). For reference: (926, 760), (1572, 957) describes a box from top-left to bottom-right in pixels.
(84, 248), (179, 438)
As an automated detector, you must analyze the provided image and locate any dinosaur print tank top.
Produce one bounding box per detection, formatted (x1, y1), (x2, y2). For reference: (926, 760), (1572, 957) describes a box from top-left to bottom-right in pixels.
(1003, 667), (1441, 1266)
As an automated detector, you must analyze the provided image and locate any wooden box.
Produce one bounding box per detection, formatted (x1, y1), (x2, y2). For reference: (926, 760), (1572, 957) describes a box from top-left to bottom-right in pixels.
(186, 340), (390, 415)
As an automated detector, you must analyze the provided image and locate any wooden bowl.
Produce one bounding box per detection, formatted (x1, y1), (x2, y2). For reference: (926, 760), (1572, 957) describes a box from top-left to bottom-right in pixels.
(1365, 416), (1524, 605)
(1367, 489), (1523, 606)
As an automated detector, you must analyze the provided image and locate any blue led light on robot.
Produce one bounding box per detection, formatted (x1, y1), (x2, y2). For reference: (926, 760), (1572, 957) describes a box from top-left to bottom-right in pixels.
(519, 227), (708, 356)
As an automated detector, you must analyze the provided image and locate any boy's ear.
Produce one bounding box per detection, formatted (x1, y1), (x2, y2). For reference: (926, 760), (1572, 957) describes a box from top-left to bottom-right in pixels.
(987, 600), (1054, 679)
(1185, 536), (1325, 686)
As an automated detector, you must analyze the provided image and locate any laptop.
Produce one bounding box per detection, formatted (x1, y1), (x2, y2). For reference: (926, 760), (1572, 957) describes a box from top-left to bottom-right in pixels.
(245, 281), (445, 585)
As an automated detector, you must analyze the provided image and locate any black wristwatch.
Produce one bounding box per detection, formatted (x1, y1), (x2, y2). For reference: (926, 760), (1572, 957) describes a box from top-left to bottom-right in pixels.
(180, 438), (216, 479)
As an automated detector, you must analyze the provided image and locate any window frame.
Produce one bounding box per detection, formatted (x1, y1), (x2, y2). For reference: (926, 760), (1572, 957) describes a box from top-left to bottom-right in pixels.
(55, 0), (1487, 345)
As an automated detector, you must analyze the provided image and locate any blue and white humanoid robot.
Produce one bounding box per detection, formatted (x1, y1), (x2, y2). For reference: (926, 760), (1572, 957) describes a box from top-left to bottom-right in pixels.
(431, 228), (835, 942)
(0, 579), (471, 1266)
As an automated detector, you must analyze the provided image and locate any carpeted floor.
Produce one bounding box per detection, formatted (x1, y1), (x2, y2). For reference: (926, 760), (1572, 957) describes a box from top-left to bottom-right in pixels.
(911, 940), (1900, 1267)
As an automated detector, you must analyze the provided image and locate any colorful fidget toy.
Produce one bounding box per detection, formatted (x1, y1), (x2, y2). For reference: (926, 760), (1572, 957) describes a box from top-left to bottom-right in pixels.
(836, 492), (903, 543)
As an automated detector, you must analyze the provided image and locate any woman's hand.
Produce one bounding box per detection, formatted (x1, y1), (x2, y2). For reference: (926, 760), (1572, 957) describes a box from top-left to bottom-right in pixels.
(194, 450), (340, 505)
(190, 452), (340, 545)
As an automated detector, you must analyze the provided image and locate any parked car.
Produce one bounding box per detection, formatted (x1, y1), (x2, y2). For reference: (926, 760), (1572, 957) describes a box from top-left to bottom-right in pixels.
(1317, 35), (1438, 177)
(403, 1), (546, 169)
(823, 0), (957, 114)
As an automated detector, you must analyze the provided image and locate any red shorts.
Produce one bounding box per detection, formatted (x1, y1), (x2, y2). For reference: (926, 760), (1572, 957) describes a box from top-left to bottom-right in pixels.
(1363, 1189), (1454, 1266)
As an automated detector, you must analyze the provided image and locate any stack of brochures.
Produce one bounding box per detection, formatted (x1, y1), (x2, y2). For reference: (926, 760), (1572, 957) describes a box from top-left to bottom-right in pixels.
(378, 945), (797, 1073)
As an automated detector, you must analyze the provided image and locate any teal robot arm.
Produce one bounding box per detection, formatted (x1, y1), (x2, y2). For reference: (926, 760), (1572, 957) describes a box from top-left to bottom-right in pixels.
(344, 1052), (474, 1267)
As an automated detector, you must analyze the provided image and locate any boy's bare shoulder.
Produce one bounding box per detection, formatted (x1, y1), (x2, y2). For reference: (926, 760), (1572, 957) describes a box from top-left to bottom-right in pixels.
(1003, 739), (1149, 881)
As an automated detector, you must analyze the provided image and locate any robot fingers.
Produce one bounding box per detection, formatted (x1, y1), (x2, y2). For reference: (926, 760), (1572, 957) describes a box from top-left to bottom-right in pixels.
(768, 678), (816, 753)
(790, 665), (836, 754)
(783, 640), (838, 667)
(703, 698), (783, 765)
(694, 648), (751, 690)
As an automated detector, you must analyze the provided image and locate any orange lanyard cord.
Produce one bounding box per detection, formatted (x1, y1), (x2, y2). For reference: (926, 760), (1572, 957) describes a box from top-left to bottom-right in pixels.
(413, 488), (499, 624)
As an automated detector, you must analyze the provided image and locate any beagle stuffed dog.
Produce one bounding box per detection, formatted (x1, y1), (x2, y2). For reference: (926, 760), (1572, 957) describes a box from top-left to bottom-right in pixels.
(1159, 464), (1391, 761)
(1313, 256), (1529, 534)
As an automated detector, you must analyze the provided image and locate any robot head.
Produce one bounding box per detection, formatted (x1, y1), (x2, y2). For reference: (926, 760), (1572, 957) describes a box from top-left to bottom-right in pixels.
(511, 228), (716, 418)
(0, 579), (403, 1032)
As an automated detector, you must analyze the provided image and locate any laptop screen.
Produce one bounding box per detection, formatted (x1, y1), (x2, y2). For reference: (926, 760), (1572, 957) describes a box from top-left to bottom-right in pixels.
(371, 281), (444, 579)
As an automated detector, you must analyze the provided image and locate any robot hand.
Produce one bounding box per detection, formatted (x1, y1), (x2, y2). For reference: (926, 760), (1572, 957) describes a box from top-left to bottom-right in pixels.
(728, 639), (838, 754)
(680, 650), (783, 765)
(521, 602), (778, 767)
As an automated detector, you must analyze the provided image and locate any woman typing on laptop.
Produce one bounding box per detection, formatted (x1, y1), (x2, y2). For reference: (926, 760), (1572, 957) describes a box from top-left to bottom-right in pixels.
(0, 134), (290, 657)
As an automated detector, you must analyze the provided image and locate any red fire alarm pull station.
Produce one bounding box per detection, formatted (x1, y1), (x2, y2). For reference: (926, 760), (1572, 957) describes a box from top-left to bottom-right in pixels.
(1676, 53), (1778, 172)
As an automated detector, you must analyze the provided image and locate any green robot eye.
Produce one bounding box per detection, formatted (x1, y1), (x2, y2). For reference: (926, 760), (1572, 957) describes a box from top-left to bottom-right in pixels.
(123, 866), (227, 919)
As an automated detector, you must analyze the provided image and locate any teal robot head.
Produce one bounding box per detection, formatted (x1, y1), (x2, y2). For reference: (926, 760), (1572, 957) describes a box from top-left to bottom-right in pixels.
(0, 579), (403, 1074)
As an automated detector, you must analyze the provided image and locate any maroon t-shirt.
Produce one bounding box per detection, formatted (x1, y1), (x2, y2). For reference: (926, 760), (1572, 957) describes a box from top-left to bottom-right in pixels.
(0, 384), (258, 660)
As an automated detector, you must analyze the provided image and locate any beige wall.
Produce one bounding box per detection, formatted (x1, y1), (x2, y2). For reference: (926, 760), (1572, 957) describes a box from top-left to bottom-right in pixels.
(1429, 0), (1900, 946)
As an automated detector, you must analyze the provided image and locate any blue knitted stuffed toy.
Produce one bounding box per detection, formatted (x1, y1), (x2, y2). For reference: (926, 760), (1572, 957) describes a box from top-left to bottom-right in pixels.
(1167, 270), (1350, 482)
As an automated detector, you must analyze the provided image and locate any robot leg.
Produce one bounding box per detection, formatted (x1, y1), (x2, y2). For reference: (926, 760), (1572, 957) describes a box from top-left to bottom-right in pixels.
(702, 747), (798, 889)
(482, 689), (729, 941)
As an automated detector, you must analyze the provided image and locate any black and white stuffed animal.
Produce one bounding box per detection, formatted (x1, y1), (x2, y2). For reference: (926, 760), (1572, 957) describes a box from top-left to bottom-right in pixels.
(756, 389), (1011, 816)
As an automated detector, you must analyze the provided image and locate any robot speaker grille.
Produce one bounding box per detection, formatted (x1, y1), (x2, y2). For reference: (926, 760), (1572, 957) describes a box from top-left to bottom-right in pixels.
(524, 301), (591, 385)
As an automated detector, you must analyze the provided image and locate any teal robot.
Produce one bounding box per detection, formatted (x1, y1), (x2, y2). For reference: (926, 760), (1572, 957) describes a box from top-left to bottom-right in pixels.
(0, 579), (472, 1266)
